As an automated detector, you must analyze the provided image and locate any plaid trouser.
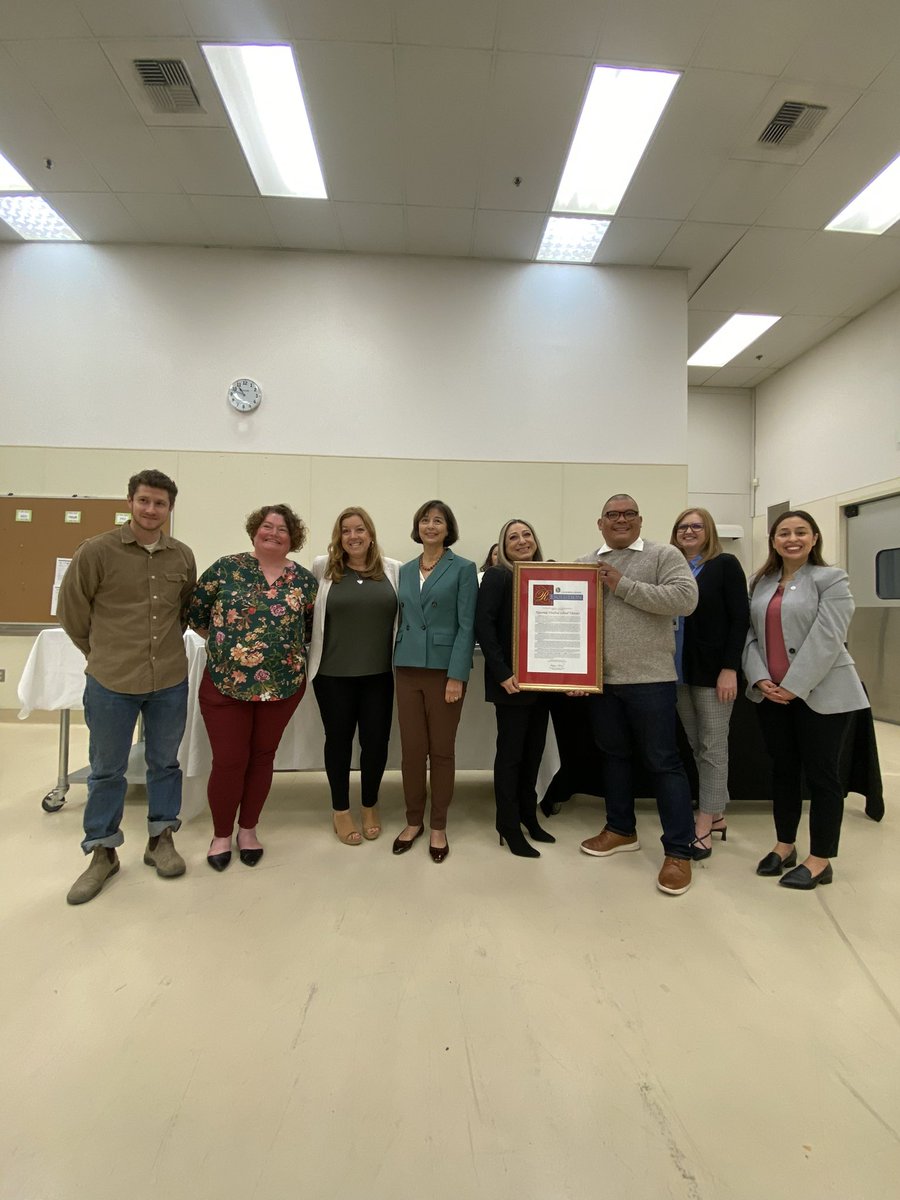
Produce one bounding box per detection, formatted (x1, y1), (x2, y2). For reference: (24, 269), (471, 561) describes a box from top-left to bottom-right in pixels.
(676, 684), (733, 814)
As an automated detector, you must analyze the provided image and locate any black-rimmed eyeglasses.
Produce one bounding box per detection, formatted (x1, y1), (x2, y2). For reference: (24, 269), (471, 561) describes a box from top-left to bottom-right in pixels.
(603, 509), (639, 521)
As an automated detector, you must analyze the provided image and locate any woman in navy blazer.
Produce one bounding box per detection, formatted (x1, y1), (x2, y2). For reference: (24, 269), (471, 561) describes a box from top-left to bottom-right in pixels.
(392, 500), (477, 863)
(743, 510), (869, 890)
(670, 508), (749, 859)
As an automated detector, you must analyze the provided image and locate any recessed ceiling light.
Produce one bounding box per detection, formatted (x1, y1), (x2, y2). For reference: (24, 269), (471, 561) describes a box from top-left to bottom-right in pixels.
(688, 314), (781, 367)
(202, 43), (327, 199)
(825, 152), (900, 235)
(536, 216), (610, 263)
(0, 149), (32, 191)
(553, 66), (680, 217)
(0, 196), (80, 241)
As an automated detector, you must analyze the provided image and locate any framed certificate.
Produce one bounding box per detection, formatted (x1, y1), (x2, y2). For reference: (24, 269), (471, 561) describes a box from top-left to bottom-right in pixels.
(512, 562), (603, 692)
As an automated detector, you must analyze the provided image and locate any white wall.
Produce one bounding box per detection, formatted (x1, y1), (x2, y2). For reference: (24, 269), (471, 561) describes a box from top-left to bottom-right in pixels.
(1, 244), (687, 465)
(754, 287), (900, 516)
(686, 387), (753, 569)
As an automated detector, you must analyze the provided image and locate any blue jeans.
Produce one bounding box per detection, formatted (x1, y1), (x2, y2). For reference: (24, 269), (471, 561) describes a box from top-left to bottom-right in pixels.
(81, 674), (188, 853)
(590, 682), (694, 859)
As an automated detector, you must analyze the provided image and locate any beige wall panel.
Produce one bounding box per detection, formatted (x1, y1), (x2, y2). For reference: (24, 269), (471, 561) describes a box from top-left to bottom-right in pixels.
(306, 456), (440, 564)
(0, 446), (180, 502)
(437, 460), (565, 564)
(560, 463), (689, 558)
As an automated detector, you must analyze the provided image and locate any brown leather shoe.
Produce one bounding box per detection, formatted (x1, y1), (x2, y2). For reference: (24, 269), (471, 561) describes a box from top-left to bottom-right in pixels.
(580, 826), (640, 857)
(657, 856), (692, 895)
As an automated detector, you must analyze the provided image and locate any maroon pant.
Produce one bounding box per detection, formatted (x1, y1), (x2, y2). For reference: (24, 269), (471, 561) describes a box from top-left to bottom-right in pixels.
(199, 670), (305, 838)
(395, 666), (465, 831)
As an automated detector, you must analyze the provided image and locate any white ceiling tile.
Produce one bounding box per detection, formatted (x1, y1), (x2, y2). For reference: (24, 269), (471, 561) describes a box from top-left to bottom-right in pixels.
(594, 218), (683, 266)
(688, 160), (797, 225)
(621, 70), (777, 221)
(99, 39), (229, 128)
(0, 0), (90, 38)
(496, 0), (604, 55)
(783, 0), (900, 88)
(394, 1), (498, 49)
(473, 210), (543, 260)
(743, 231), (874, 315)
(687, 364), (719, 387)
(871, 49), (900, 99)
(835, 237), (900, 316)
(182, 0), (292, 40)
(4, 39), (183, 192)
(298, 42), (403, 205)
(689, 227), (816, 311)
(44, 191), (142, 241)
(406, 206), (473, 256)
(687, 309), (737, 355)
(75, 0), (191, 37)
(702, 364), (773, 387)
(189, 195), (279, 246)
(283, 0), (393, 42)
(595, 0), (717, 68)
(118, 193), (212, 243)
(335, 202), (405, 253)
(263, 198), (344, 250)
(657, 222), (747, 293)
(397, 47), (492, 208)
(477, 53), (589, 213)
(691, 0), (819, 75)
(723, 314), (844, 370)
(150, 128), (256, 196)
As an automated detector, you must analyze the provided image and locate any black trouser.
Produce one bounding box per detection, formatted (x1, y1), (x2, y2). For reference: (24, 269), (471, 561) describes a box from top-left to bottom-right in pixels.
(541, 694), (603, 806)
(313, 672), (394, 810)
(493, 701), (549, 833)
(756, 699), (853, 858)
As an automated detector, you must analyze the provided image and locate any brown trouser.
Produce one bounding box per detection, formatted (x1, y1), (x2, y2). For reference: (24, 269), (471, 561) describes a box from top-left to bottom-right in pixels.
(395, 666), (466, 830)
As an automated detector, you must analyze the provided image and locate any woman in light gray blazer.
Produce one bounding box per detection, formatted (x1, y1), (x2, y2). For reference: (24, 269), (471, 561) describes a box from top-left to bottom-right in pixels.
(310, 507), (401, 846)
(743, 510), (869, 890)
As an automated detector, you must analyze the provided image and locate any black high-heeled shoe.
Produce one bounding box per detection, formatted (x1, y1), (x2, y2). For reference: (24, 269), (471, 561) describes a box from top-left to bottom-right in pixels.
(523, 821), (555, 844)
(539, 797), (562, 817)
(499, 830), (540, 858)
(691, 832), (713, 861)
(710, 819), (728, 841)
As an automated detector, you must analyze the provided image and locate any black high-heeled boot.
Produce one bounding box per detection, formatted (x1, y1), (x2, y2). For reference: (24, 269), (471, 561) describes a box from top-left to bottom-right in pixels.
(522, 819), (556, 844)
(498, 830), (540, 858)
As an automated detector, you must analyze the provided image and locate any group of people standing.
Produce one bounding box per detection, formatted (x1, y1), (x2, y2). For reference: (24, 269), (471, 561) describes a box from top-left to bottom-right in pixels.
(58, 469), (870, 905)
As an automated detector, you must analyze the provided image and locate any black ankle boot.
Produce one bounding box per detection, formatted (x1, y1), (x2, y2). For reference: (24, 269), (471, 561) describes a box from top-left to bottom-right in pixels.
(498, 830), (540, 858)
(523, 819), (555, 844)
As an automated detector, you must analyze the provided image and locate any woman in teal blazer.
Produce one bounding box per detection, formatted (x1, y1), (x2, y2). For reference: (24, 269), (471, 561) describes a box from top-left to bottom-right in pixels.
(392, 500), (477, 863)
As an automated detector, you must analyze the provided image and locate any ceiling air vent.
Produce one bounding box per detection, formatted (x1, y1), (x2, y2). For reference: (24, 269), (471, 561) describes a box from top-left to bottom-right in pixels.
(758, 101), (827, 147)
(133, 59), (205, 114)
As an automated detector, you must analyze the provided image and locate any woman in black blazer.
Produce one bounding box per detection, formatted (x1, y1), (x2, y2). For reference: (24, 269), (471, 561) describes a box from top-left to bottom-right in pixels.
(670, 508), (749, 859)
(475, 518), (554, 858)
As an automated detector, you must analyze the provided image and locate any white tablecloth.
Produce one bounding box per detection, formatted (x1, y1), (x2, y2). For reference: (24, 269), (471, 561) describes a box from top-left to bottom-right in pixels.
(18, 629), (553, 783)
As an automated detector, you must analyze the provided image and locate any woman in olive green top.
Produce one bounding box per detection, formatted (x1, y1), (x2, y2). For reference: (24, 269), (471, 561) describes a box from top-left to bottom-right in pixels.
(309, 507), (401, 845)
(188, 504), (317, 871)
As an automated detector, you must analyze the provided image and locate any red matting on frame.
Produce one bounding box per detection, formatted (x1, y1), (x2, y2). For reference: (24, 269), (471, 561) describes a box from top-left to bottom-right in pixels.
(512, 563), (603, 692)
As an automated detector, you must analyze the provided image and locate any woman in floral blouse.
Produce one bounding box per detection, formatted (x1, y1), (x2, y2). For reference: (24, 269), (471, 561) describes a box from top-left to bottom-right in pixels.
(188, 504), (317, 871)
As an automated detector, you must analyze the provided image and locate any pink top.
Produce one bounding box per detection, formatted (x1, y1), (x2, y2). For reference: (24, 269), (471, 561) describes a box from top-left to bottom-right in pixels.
(764, 587), (791, 685)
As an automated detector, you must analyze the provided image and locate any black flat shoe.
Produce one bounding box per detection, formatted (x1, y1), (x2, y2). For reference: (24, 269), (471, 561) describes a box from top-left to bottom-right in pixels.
(756, 848), (797, 876)
(429, 838), (449, 863)
(780, 863), (833, 890)
(392, 826), (424, 855)
(539, 797), (562, 818)
(206, 851), (232, 872)
(238, 847), (264, 867)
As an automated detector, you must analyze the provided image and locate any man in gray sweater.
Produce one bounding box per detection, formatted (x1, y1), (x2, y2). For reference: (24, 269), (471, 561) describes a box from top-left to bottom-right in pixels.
(579, 494), (698, 895)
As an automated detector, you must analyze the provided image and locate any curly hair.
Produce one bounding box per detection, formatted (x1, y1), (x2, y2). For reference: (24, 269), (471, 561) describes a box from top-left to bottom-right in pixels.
(245, 504), (307, 553)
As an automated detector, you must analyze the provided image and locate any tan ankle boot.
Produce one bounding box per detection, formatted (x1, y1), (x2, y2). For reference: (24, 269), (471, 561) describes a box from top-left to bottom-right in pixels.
(143, 828), (186, 877)
(67, 847), (119, 905)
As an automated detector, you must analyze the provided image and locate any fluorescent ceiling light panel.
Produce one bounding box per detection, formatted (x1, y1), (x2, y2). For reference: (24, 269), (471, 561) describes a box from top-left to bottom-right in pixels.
(0, 196), (80, 241)
(825, 152), (900, 234)
(688, 314), (781, 367)
(554, 66), (680, 216)
(0, 149), (32, 191)
(202, 43), (326, 198)
(536, 216), (610, 263)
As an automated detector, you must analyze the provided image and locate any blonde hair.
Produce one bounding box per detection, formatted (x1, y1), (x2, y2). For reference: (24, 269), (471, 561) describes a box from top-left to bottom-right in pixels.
(670, 507), (722, 565)
(496, 518), (544, 571)
(324, 507), (385, 582)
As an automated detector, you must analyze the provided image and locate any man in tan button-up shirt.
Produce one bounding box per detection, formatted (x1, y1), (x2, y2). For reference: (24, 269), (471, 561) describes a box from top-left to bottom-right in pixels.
(58, 469), (196, 905)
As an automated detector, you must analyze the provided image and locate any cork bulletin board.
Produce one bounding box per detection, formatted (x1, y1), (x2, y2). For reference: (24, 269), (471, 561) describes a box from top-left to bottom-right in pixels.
(0, 497), (169, 624)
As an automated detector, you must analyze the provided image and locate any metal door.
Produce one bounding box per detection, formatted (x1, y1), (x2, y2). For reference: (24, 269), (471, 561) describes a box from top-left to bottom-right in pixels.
(846, 493), (900, 724)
